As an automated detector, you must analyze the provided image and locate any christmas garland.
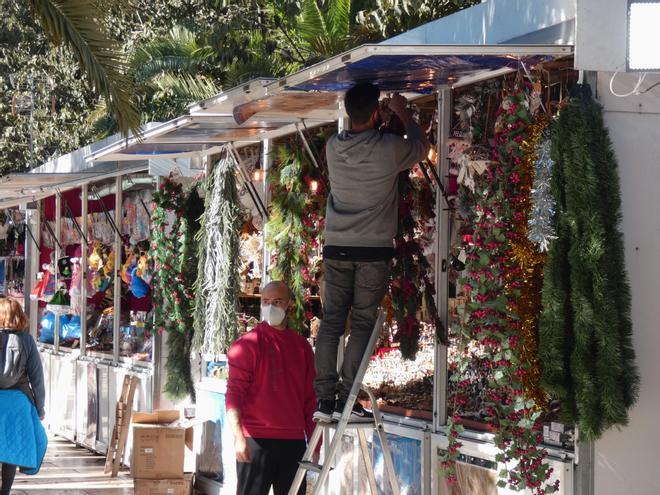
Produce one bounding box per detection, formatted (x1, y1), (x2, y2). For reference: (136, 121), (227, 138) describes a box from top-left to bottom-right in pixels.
(539, 86), (638, 439)
(390, 170), (443, 359)
(193, 152), (242, 355)
(266, 139), (327, 334)
(443, 89), (555, 494)
(150, 177), (200, 400)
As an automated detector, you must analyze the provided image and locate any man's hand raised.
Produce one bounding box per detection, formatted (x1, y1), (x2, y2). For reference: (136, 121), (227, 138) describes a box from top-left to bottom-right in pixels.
(388, 93), (409, 117)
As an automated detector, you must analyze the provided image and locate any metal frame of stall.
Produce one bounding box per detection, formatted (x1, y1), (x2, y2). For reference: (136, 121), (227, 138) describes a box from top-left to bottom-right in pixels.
(87, 43), (581, 494)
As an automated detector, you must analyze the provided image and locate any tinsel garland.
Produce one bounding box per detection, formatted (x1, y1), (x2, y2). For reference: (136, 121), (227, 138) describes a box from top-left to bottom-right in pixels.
(527, 136), (557, 252)
(150, 178), (200, 400)
(539, 86), (639, 440)
(266, 140), (326, 334)
(443, 90), (556, 494)
(192, 152), (242, 355)
(509, 116), (548, 409)
(390, 171), (444, 359)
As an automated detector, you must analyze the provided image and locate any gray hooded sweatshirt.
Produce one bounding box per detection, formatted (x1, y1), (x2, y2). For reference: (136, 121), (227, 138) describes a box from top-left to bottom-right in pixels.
(324, 126), (428, 248)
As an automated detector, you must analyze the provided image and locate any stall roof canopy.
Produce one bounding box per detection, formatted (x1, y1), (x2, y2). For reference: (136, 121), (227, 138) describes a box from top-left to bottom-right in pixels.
(88, 43), (572, 162)
(0, 163), (149, 209)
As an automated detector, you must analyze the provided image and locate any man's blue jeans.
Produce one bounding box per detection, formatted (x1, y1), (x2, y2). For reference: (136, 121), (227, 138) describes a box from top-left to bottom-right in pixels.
(314, 258), (391, 402)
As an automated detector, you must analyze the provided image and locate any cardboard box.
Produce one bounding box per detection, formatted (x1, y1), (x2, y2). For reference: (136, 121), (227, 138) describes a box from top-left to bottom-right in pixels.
(132, 410), (189, 479)
(134, 474), (193, 495)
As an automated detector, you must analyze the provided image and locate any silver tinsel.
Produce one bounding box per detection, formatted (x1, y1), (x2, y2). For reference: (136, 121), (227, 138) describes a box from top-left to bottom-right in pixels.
(528, 136), (557, 252)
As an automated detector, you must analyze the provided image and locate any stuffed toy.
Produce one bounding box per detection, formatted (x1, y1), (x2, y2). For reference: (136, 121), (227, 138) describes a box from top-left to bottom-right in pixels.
(130, 265), (150, 298)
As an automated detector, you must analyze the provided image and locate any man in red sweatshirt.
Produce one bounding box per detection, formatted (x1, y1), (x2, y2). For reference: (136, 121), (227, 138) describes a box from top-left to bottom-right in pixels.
(226, 281), (316, 495)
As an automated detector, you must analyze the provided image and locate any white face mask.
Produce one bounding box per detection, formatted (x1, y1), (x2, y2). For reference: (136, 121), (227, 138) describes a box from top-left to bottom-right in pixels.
(261, 304), (287, 327)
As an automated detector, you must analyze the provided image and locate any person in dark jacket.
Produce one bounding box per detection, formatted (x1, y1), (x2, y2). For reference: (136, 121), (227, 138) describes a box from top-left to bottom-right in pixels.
(0, 297), (45, 495)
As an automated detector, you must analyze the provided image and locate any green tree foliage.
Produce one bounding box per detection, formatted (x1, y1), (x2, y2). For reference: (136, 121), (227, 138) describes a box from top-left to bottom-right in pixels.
(26, 0), (140, 135)
(539, 86), (639, 440)
(0, 0), (97, 174)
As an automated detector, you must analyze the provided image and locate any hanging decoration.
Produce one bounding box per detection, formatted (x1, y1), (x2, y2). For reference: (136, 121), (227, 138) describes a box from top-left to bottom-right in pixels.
(376, 102), (443, 359)
(527, 136), (557, 252)
(510, 115), (549, 409)
(539, 85), (639, 440)
(390, 170), (443, 358)
(444, 89), (556, 494)
(150, 177), (200, 400)
(266, 137), (327, 334)
(193, 152), (242, 355)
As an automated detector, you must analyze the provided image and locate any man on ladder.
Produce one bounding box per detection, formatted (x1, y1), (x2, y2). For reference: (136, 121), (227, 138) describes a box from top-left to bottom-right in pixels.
(293, 84), (428, 494)
(313, 83), (429, 422)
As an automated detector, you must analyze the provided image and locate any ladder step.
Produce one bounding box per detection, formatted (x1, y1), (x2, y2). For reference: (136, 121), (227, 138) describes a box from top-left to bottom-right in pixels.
(298, 461), (331, 473)
(324, 420), (377, 429)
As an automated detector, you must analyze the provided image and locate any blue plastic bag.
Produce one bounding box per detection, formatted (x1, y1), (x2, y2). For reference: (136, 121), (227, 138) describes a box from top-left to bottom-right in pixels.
(61, 315), (81, 341)
(38, 313), (55, 344)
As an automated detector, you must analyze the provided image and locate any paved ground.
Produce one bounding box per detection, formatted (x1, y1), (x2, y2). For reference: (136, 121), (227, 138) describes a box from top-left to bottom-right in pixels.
(12, 435), (133, 494)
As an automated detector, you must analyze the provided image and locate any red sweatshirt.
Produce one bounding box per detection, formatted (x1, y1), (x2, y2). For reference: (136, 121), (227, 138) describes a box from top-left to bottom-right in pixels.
(226, 322), (316, 440)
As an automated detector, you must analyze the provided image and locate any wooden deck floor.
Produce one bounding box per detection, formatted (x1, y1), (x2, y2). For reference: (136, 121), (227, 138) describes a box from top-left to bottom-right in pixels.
(12, 435), (133, 494)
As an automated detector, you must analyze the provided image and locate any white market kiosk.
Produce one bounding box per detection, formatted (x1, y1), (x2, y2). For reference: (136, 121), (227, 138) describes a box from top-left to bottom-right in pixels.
(0, 132), (202, 453)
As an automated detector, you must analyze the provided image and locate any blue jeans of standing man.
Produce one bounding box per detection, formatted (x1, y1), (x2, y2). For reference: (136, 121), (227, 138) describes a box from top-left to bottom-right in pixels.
(314, 259), (391, 402)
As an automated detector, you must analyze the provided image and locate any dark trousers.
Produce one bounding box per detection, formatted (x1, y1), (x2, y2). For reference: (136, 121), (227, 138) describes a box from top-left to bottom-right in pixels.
(0, 463), (16, 495)
(236, 438), (306, 495)
(314, 259), (391, 402)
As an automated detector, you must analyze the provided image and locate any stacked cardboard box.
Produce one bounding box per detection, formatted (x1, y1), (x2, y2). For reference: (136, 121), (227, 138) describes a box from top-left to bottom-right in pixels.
(131, 410), (194, 495)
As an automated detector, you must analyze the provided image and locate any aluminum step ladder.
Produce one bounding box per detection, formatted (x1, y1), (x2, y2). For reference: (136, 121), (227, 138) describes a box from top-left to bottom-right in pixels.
(288, 311), (400, 495)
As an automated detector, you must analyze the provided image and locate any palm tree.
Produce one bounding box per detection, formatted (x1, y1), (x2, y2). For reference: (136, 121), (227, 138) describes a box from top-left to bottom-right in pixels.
(26, 0), (140, 136)
(298, 0), (358, 60)
(130, 26), (220, 122)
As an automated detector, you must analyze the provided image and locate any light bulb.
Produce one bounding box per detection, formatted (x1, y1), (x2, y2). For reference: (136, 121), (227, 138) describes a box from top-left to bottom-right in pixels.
(253, 169), (262, 182)
(310, 180), (319, 193)
(427, 146), (437, 163)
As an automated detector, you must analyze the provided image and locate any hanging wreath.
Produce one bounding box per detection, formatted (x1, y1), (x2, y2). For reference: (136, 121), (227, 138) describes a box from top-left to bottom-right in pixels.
(443, 89), (556, 494)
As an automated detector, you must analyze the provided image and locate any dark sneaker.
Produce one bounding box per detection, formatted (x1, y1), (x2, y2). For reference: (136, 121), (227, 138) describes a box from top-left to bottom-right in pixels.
(313, 399), (335, 423)
(332, 401), (374, 422)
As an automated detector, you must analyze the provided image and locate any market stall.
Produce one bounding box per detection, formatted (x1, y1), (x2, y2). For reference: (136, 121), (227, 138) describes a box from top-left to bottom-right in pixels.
(0, 140), (193, 454)
(85, 39), (603, 495)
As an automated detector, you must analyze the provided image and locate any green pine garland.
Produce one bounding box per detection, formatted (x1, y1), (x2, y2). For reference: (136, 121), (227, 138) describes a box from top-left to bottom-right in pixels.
(539, 86), (639, 440)
(151, 178), (200, 400)
(266, 139), (327, 334)
(192, 152), (242, 355)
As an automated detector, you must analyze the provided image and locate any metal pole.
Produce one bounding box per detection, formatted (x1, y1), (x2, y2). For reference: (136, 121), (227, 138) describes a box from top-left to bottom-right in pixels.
(261, 139), (272, 286)
(28, 207), (40, 339)
(112, 176), (122, 364)
(228, 144), (269, 220)
(433, 87), (451, 431)
(80, 184), (88, 357)
(54, 192), (61, 352)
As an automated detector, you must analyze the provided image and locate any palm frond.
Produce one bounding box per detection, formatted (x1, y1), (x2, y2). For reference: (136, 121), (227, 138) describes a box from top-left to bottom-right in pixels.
(27, 0), (140, 136)
(130, 26), (213, 82)
(298, 0), (328, 40)
(153, 73), (220, 104)
(328, 0), (352, 38)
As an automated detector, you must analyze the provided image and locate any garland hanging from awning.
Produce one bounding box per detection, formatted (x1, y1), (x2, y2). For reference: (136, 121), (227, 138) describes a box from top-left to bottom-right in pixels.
(539, 85), (639, 440)
(150, 177), (202, 400)
(266, 138), (327, 334)
(443, 89), (555, 494)
(192, 152), (242, 355)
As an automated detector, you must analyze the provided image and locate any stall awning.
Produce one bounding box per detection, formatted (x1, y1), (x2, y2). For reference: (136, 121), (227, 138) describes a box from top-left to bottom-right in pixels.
(0, 163), (149, 209)
(87, 43), (573, 162)
(233, 44), (573, 123)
